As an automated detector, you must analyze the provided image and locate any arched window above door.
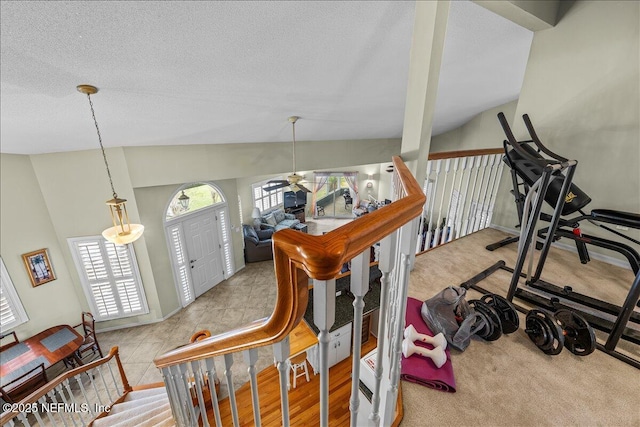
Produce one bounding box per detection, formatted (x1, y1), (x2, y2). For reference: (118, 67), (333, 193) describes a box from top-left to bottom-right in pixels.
(166, 183), (225, 221)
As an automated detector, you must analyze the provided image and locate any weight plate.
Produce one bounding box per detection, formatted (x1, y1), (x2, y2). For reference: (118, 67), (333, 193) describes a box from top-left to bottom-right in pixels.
(525, 309), (564, 355)
(554, 309), (596, 356)
(469, 299), (503, 341)
(480, 293), (520, 334)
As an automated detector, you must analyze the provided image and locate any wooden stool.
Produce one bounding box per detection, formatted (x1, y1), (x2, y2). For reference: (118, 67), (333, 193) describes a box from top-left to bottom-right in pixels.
(289, 352), (310, 389)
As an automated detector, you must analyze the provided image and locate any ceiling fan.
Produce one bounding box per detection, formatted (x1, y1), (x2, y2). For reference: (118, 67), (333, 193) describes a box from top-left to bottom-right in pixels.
(263, 116), (311, 193)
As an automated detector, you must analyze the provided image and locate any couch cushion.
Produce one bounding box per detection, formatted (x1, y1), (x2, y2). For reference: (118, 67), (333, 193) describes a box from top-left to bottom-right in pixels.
(264, 213), (277, 226)
(273, 210), (286, 223)
(243, 225), (259, 244)
(274, 219), (300, 231)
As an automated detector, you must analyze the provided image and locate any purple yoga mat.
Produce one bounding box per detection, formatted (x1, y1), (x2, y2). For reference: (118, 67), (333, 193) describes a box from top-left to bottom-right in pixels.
(401, 297), (456, 393)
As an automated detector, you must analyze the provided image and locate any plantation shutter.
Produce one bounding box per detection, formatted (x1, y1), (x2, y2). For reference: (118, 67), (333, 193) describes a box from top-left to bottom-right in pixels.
(168, 224), (194, 306)
(69, 237), (148, 321)
(216, 207), (235, 278)
(0, 257), (28, 330)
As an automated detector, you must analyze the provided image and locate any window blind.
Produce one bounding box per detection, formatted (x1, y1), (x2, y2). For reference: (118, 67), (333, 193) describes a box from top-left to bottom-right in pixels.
(0, 257), (28, 330)
(69, 237), (148, 321)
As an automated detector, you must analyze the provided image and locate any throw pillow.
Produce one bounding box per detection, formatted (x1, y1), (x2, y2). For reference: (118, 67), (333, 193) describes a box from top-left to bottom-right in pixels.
(264, 214), (277, 226)
(273, 210), (285, 223)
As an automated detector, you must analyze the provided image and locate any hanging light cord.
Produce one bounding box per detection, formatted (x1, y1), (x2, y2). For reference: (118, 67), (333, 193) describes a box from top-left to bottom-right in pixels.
(85, 93), (118, 199)
(292, 119), (296, 173)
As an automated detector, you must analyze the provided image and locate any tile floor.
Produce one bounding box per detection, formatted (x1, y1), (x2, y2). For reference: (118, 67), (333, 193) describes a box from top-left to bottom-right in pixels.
(92, 218), (352, 396)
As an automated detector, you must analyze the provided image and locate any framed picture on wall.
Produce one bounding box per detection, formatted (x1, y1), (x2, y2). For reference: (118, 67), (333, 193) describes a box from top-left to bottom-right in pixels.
(22, 248), (56, 287)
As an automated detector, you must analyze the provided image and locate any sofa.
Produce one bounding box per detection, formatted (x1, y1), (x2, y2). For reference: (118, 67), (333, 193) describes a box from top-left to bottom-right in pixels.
(243, 225), (274, 263)
(260, 209), (300, 231)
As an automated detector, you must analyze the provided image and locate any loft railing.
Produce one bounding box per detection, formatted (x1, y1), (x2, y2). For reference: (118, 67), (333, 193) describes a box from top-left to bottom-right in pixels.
(152, 155), (425, 426)
(0, 347), (131, 427)
(418, 148), (504, 252)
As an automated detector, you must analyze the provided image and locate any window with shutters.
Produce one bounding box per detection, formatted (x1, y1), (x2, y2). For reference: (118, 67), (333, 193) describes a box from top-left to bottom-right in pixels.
(252, 178), (284, 214)
(0, 257), (28, 330)
(215, 207), (235, 278)
(68, 237), (148, 321)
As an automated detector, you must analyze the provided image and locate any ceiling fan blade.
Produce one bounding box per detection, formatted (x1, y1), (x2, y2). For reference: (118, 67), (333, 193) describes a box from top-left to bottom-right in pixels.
(263, 182), (289, 192)
(296, 183), (311, 193)
(267, 179), (289, 185)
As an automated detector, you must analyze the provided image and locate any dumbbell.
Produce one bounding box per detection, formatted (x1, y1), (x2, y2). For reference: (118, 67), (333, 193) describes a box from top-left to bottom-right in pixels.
(404, 324), (448, 350)
(401, 339), (447, 368)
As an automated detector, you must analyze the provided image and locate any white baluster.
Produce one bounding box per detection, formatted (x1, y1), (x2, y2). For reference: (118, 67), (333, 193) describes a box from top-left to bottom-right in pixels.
(243, 348), (261, 427)
(39, 395), (57, 425)
(456, 156), (474, 239)
(162, 367), (184, 427)
(75, 374), (95, 419)
(426, 159), (442, 249)
(477, 154), (497, 230)
(168, 365), (188, 426)
(471, 155), (490, 232)
(190, 360), (210, 427)
(59, 380), (79, 427)
(96, 365), (112, 403)
(16, 413), (31, 427)
(370, 232), (397, 426)
(434, 158), (451, 246)
(273, 337), (291, 427)
(442, 157), (460, 244)
(464, 156), (482, 235)
(223, 354), (240, 427)
(384, 242), (412, 427)
(484, 153), (504, 228)
(106, 359), (121, 396)
(48, 389), (69, 427)
(313, 278), (336, 427)
(349, 251), (370, 426)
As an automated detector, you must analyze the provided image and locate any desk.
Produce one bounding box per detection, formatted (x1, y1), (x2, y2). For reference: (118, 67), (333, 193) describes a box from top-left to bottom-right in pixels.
(0, 325), (84, 387)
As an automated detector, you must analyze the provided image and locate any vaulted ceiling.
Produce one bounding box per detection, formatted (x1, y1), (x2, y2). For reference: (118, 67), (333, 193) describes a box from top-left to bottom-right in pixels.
(0, 1), (532, 155)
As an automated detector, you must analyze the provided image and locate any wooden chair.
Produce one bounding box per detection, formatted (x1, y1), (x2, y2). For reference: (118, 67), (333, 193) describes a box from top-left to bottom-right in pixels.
(0, 331), (19, 351)
(0, 363), (47, 404)
(75, 312), (103, 360)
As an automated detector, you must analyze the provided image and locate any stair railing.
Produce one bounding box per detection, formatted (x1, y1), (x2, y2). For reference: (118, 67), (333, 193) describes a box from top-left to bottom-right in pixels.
(419, 148), (504, 252)
(153, 155), (425, 426)
(0, 347), (131, 427)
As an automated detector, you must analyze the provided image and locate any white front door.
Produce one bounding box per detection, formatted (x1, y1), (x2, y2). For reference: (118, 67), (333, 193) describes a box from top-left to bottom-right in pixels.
(183, 211), (224, 297)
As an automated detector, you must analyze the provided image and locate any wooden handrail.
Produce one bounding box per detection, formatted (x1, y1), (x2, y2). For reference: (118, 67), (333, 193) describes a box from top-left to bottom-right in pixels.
(428, 148), (503, 161)
(154, 156), (425, 369)
(0, 346), (129, 425)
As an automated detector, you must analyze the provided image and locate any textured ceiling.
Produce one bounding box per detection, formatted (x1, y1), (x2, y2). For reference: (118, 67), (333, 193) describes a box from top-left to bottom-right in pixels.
(0, 1), (532, 155)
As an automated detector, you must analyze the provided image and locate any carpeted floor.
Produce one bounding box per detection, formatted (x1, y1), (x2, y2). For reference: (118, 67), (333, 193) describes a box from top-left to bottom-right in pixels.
(402, 228), (639, 427)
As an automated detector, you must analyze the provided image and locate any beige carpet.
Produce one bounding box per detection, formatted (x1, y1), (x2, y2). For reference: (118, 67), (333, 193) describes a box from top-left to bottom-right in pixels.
(401, 228), (639, 427)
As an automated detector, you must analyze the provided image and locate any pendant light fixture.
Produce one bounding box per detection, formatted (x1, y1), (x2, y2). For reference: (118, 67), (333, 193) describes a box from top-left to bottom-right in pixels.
(77, 84), (144, 245)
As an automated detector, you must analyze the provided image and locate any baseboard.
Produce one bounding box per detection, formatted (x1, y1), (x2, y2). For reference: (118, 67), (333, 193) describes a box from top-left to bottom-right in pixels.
(488, 224), (632, 270)
(95, 306), (182, 333)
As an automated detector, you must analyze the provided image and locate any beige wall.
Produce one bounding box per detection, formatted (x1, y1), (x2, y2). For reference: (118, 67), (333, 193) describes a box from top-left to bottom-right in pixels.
(430, 101), (518, 153)
(493, 0), (640, 250)
(0, 154), (84, 338)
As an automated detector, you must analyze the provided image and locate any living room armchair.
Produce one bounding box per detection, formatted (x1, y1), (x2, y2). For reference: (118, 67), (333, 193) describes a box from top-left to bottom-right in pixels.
(243, 225), (274, 263)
